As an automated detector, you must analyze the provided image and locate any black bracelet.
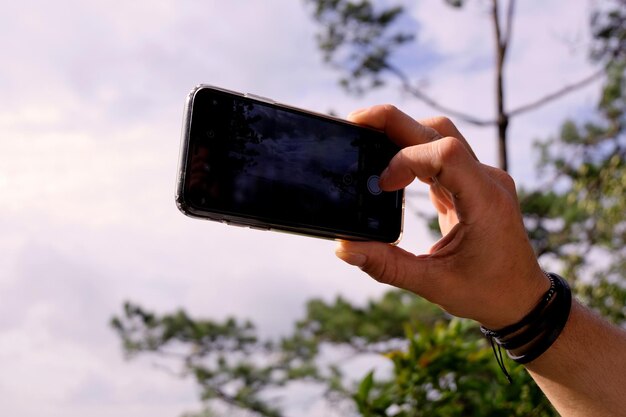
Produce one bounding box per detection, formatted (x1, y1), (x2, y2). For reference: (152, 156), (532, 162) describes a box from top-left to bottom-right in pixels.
(497, 275), (565, 350)
(480, 272), (556, 339)
(480, 272), (573, 382)
(507, 273), (572, 364)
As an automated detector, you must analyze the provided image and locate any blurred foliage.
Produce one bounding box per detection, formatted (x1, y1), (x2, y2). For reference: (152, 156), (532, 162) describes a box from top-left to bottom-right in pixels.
(520, 0), (626, 325)
(591, 0), (626, 63)
(111, 303), (285, 417)
(113, 1), (625, 416)
(353, 319), (553, 417)
(303, 0), (414, 93)
(112, 293), (555, 416)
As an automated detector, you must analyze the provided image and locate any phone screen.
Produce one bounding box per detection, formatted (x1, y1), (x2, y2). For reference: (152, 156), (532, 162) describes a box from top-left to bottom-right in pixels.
(179, 86), (403, 242)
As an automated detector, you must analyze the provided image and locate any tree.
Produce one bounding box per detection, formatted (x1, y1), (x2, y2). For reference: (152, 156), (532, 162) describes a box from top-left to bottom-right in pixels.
(111, 291), (556, 416)
(304, 0), (604, 171)
(520, 0), (626, 324)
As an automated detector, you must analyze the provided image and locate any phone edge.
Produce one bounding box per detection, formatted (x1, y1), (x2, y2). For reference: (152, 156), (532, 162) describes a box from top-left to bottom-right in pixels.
(174, 84), (405, 245)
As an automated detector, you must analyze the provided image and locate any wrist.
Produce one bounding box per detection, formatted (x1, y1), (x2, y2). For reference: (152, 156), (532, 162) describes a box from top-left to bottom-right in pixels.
(480, 272), (573, 382)
(479, 267), (552, 330)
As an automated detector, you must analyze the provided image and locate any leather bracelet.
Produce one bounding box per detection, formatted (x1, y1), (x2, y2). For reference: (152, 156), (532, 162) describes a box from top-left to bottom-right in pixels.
(480, 272), (556, 339)
(480, 272), (573, 382)
(507, 273), (572, 364)
(497, 275), (565, 350)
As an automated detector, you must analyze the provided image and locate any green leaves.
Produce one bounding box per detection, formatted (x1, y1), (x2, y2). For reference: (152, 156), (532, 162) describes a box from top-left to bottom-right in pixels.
(352, 319), (556, 417)
(353, 370), (375, 411)
(304, 0), (414, 93)
(111, 302), (258, 357)
(291, 291), (446, 349)
(111, 302), (283, 417)
(521, 5), (626, 325)
(591, 0), (626, 62)
(112, 293), (558, 416)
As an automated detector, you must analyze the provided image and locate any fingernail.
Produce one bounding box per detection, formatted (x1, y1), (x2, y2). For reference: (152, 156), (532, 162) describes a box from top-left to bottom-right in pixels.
(335, 250), (367, 267)
(379, 167), (390, 185)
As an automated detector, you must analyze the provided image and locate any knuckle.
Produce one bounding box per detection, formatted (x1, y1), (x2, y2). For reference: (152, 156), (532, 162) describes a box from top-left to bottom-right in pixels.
(366, 104), (399, 129)
(361, 252), (400, 288)
(362, 258), (386, 281)
(392, 146), (410, 165)
(437, 136), (468, 165)
(421, 115), (456, 135)
(483, 164), (517, 195)
(370, 104), (399, 120)
(389, 146), (412, 171)
(432, 115), (455, 131)
(499, 171), (517, 192)
(380, 104), (399, 115)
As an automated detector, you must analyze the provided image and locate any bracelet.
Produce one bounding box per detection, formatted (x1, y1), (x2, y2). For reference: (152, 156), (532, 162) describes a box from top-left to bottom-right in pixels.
(480, 273), (557, 339)
(480, 272), (573, 383)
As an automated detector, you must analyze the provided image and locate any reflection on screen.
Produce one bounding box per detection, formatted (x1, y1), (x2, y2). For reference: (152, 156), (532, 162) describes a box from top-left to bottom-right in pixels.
(186, 89), (401, 239)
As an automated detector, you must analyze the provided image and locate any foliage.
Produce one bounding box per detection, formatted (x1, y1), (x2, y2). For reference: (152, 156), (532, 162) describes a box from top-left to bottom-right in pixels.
(111, 303), (285, 417)
(111, 293), (555, 417)
(520, 1), (626, 324)
(294, 290), (445, 345)
(353, 319), (554, 417)
(304, 0), (414, 93)
(111, 294), (444, 416)
(591, 0), (626, 63)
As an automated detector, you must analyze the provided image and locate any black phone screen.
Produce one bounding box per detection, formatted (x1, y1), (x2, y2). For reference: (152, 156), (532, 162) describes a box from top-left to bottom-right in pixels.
(181, 87), (403, 242)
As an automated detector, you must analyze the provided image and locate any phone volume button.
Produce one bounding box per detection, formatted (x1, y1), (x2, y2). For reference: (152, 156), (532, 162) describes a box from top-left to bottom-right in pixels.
(248, 225), (269, 231)
(224, 220), (246, 227)
(244, 93), (275, 104)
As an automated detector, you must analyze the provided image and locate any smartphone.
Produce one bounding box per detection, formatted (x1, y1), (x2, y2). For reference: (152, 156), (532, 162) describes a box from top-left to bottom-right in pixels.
(175, 85), (404, 243)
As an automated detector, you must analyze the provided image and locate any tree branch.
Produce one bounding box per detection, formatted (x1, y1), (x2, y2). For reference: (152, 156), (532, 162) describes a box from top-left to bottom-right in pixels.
(492, 0), (504, 55)
(385, 63), (496, 126)
(502, 0), (516, 56)
(509, 68), (605, 117)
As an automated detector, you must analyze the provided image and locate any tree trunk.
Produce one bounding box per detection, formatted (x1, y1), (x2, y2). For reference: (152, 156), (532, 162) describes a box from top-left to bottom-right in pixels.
(493, 0), (512, 172)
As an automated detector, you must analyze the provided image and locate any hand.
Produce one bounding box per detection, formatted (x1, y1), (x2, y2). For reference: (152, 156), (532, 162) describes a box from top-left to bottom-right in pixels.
(336, 105), (549, 329)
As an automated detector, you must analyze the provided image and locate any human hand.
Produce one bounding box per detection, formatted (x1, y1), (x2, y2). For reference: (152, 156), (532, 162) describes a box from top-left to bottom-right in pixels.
(336, 105), (550, 329)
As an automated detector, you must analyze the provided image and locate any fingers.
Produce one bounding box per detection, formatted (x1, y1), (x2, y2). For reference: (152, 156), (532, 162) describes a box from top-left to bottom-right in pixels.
(348, 105), (443, 148)
(379, 136), (491, 225)
(348, 105), (477, 160)
(338, 105), (545, 327)
(418, 116), (478, 161)
(379, 136), (478, 191)
(335, 240), (442, 299)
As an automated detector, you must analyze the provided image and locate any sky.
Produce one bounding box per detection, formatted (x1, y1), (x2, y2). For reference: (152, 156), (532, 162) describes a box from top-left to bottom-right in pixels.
(0, 0), (602, 416)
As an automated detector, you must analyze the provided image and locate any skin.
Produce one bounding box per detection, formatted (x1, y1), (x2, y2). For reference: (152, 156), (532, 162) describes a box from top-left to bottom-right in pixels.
(336, 105), (626, 417)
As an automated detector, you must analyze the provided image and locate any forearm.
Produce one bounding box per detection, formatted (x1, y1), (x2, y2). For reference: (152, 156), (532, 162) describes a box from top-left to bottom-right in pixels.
(526, 300), (626, 417)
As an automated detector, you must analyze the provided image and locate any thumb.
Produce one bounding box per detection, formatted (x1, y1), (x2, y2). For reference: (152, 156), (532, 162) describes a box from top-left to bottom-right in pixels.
(335, 241), (441, 297)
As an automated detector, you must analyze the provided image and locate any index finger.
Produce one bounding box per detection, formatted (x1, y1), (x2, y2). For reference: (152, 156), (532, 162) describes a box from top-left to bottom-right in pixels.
(348, 104), (441, 148)
(379, 137), (492, 225)
(348, 105), (478, 161)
